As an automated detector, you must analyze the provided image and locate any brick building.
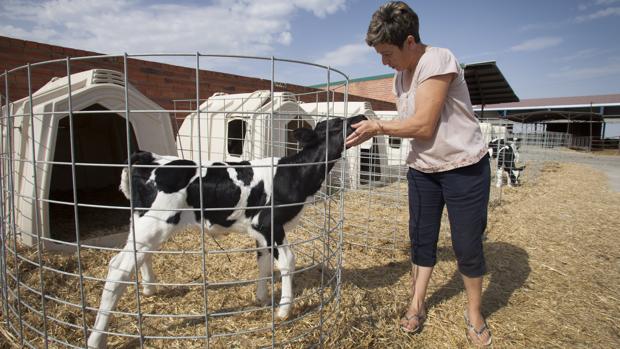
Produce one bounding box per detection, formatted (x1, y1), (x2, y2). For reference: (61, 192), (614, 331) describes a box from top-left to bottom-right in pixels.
(0, 35), (396, 128)
(310, 73), (397, 107)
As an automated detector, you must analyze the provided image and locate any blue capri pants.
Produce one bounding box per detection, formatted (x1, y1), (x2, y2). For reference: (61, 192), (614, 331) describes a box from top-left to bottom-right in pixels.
(407, 154), (490, 277)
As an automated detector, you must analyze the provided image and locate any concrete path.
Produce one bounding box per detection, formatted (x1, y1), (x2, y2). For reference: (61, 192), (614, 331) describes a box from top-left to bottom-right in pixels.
(522, 147), (620, 192)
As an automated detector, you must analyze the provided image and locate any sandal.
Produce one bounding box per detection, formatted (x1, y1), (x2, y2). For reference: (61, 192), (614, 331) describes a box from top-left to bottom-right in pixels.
(400, 310), (426, 334)
(464, 310), (492, 346)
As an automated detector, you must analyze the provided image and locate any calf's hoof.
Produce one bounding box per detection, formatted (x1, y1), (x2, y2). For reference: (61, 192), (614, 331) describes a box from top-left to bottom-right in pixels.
(277, 305), (291, 320)
(87, 333), (107, 349)
(143, 285), (157, 296)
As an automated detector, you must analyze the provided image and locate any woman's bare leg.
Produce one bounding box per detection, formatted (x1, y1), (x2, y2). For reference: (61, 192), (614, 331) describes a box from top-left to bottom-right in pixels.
(462, 274), (491, 344)
(400, 264), (433, 331)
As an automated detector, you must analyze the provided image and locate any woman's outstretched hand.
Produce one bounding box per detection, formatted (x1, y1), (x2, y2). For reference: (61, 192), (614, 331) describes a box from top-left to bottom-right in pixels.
(345, 120), (381, 148)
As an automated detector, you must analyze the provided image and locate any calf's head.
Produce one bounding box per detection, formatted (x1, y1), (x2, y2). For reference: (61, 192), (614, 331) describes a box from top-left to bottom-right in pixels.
(508, 165), (525, 186)
(293, 114), (367, 159)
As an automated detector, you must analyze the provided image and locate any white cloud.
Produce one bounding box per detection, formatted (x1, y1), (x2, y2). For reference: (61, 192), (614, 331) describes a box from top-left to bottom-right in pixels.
(548, 62), (620, 80)
(556, 48), (617, 62)
(458, 50), (503, 63)
(290, 0), (347, 18)
(575, 6), (620, 22)
(314, 43), (374, 68)
(510, 37), (563, 52)
(0, 0), (346, 56)
(579, 0), (620, 11)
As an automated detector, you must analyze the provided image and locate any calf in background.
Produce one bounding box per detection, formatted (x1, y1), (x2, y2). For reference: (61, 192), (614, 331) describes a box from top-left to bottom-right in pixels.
(488, 137), (525, 187)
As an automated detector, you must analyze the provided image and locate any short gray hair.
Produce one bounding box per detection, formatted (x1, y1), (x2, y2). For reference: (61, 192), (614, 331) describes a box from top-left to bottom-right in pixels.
(365, 1), (420, 47)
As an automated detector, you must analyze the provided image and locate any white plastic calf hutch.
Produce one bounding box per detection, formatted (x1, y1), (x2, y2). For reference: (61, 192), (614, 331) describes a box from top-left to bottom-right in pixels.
(479, 122), (508, 144)
(297, 101), (389, 189)
(177, 90), (314, 162)
(2, 69), (176, 249)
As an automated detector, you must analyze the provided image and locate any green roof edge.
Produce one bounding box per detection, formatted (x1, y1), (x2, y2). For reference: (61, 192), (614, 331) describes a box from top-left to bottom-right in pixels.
(308, 72), (395, 88)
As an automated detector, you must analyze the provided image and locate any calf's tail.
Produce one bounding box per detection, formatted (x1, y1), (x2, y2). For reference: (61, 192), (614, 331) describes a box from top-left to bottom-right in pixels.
(120, 166), (131, 200)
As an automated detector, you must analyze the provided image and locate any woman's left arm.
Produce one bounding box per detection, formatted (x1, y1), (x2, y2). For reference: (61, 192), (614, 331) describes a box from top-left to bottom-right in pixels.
(345, 73), (454, 147)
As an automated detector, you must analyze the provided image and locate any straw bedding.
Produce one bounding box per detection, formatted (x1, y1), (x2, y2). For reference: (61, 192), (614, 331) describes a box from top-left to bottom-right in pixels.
(1, 161), (619, 348)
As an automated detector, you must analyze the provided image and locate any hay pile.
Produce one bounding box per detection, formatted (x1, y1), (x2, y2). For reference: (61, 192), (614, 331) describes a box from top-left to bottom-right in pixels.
(2, 161), (619, 348)
(0, 210), (341, 348)
(342, 181), (410, 252)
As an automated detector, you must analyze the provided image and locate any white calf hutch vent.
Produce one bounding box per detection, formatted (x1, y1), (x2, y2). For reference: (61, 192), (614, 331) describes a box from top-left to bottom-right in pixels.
(1, 69), (176, 249)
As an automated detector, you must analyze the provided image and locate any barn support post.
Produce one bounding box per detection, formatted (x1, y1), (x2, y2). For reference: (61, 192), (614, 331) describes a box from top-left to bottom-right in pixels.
(566, 116), (571, 148)
(589, 103), (593, 152)
(600, 106), (606, 141)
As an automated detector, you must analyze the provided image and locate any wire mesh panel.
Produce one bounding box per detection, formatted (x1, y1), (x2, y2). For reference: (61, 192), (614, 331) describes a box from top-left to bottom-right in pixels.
(305, 108), (411, 253)
(0, 54), (349, 348)
(337, 110), (409, 252)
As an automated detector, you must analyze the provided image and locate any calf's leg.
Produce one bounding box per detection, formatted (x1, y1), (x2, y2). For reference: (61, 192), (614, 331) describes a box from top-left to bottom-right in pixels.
(275, 237), (295, 319)
(140, 253), (157, 296)
(87, 215), (175, 349)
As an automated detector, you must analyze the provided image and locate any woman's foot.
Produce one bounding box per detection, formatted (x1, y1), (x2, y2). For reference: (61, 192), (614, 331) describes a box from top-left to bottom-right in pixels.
(464, 310), (492, 346)
(400, 301), (426, 333)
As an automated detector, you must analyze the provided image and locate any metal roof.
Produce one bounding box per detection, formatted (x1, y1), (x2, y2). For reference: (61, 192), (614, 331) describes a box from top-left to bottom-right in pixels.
(474, 94), (620, 110)
(505, 110), (604, 123)
(475, 94), (620, 123)
(464, 61), (519, 106)
(310, 61), (519, 106)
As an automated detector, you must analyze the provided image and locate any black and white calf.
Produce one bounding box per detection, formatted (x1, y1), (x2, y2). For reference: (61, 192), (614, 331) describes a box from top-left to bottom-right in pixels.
(488, 138), (524, 187)
(87, 115), (367, 348)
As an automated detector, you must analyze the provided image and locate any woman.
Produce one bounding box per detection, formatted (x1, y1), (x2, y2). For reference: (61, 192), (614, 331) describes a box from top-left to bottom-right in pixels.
(345, 1), (492, 346)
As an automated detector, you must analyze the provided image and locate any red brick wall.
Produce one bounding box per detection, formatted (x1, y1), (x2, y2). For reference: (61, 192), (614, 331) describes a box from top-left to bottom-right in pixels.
(334, 77), (396, 107)
(316, 75), (397, 109)
(1, 36), (395, 129)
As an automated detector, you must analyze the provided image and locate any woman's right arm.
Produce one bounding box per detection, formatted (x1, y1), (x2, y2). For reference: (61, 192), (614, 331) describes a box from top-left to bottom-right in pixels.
(345, 73), (454, 147)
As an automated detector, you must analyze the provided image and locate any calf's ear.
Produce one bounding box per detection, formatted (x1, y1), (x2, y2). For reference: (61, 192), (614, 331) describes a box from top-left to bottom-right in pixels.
(348, 114), (367, 125)
(293, 128), (318, 146)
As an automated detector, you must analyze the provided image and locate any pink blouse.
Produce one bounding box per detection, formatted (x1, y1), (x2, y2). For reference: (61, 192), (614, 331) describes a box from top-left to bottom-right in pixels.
(394, 47), (487, 173)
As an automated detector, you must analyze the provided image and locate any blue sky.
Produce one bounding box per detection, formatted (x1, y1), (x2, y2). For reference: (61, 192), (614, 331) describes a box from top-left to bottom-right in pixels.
(1, 0), (619, 100)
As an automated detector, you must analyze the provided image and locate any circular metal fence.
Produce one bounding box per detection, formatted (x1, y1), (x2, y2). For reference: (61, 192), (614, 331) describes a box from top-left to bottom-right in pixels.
(0, 53), (350, 348)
